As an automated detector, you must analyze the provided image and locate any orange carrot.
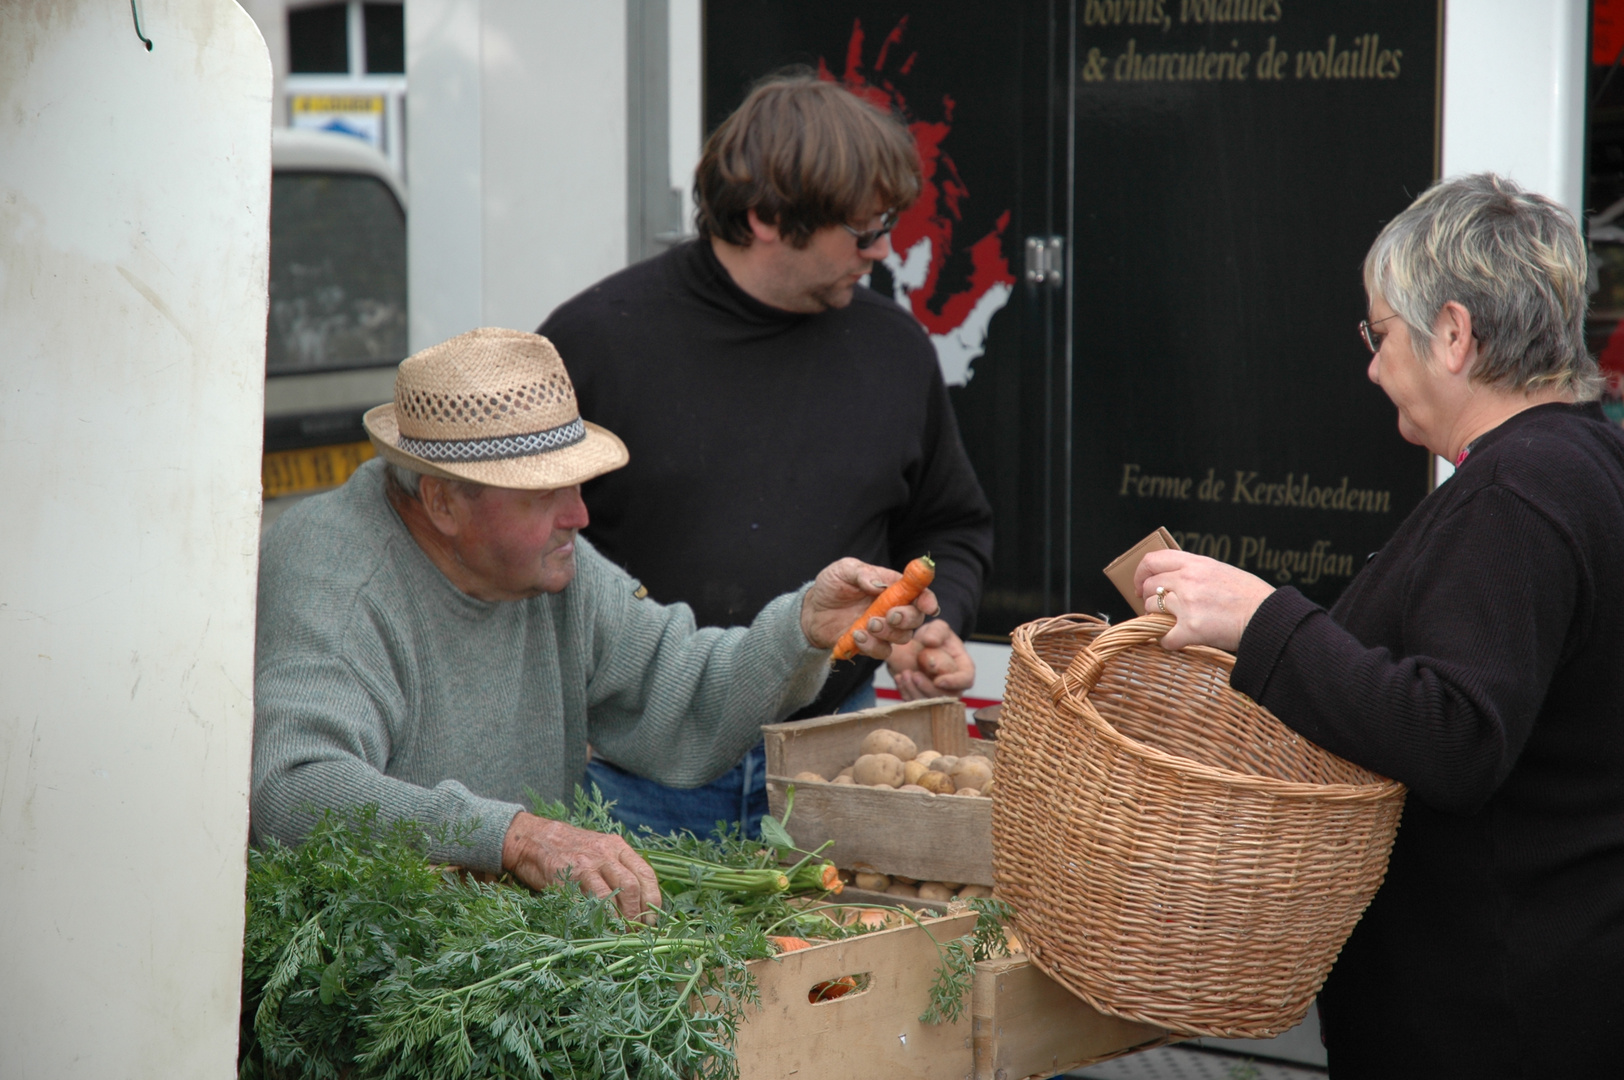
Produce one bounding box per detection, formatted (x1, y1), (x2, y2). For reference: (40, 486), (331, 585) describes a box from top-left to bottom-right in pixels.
(830, 556), (936, 661)
(820, 864), (844, 894)
(768, 935), (814, 954)
(856, 909), (889, 930)
(808, 976), (859, 1003)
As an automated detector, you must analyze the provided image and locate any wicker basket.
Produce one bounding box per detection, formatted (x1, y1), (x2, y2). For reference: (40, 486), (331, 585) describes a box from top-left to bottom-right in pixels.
(992, 612), (1406, 1039)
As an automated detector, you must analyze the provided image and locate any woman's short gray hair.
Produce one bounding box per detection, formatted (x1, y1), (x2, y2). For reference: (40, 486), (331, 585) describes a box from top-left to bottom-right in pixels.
(1363, 172), (1600, 400)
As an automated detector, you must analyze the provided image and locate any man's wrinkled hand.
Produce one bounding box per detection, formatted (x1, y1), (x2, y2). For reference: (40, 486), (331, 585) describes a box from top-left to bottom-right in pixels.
(800, 557), (940, 658)
(886, 619), (975, 700)
(502, 811), (661, 921)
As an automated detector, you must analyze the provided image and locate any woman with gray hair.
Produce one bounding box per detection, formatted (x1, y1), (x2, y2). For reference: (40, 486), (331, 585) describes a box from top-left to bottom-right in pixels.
(1134, 174), (1624, 1076)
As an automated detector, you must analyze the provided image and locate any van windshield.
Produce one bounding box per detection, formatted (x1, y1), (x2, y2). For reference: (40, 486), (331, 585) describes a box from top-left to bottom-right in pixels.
(268, 171), (406, 374)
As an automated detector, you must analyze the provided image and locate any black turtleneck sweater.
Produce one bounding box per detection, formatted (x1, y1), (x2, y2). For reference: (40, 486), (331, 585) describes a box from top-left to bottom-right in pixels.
(1232, 402), (1624, 1078)
(538, 239), (993, 718)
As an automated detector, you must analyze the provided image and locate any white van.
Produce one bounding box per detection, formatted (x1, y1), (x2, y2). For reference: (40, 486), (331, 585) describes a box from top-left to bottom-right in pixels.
(263, 127), (406, 526)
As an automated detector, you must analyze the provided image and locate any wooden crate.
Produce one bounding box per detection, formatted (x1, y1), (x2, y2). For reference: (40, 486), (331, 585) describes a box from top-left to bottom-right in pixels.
(736, 911), (978, 1079)
(736, 914), (1168, 1079)
(763, 698), (995, 886)
(972, 955), (1170, 1080)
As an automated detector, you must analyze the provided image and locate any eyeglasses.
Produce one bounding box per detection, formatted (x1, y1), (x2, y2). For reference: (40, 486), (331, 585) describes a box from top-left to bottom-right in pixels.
(1359, 313), (1401, 354)
(842, 208), (900, 250)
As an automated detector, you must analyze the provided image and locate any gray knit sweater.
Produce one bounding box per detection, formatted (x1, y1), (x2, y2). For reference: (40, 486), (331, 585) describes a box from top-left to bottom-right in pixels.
(252, 459), (830, 870)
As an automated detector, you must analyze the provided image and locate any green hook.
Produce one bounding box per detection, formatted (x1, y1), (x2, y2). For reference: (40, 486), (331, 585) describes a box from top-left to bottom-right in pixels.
(131, 0), (153, 50)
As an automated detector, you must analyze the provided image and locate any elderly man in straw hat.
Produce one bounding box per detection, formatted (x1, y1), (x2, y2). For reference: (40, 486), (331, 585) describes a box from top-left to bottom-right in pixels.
(252, 328), (940, 919)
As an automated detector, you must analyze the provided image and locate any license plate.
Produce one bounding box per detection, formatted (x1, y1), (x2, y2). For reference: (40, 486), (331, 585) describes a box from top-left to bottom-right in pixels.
(262, 441), (375, 499)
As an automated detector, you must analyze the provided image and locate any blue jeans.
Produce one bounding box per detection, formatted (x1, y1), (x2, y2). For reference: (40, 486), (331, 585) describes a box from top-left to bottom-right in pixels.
(585, 680), (877, 840)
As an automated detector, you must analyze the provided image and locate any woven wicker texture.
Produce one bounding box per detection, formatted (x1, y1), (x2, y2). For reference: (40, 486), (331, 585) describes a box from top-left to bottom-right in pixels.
(993, 613), (1406, 1039)
(363, 328), (628, 489)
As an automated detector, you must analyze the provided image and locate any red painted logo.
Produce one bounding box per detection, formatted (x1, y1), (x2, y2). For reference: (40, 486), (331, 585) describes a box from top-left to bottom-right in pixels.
(820, 17), (1016, 386)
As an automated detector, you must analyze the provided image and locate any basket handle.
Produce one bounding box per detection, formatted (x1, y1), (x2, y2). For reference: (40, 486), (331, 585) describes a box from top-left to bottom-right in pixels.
(1051, 612), (1177, 702)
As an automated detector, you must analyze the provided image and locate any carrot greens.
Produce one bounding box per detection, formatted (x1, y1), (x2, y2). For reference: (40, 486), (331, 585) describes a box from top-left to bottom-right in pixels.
(240, 805), (766, 1080)
(239, 791), (1008, 1079)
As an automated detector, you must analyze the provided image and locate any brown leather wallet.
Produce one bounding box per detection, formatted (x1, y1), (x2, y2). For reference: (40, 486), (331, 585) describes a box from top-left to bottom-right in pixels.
(1103, 527), (1182, 611)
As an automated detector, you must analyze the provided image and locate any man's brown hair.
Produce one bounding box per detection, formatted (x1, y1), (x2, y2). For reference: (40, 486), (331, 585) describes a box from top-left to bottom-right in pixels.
(694, 72), (922, 249)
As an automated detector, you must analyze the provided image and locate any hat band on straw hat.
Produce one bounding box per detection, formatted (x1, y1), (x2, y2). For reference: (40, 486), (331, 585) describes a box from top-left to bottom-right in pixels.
(397, 417), (587, 464)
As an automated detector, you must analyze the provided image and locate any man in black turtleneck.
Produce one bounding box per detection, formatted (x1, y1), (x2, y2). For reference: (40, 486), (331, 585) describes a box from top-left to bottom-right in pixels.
(537, 73), (993, 838)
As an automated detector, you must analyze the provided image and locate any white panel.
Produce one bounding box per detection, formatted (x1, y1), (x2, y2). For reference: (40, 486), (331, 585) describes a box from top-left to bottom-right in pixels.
(964, 641), (1012, 703)
(408, 0), (629, 344)
(0, 2), (269, 1076)
(1434, 0), (1585, 488)
(670, 0), (702, 231)
(407, 0), (484, 350)
(482, 0), (629, 332)
(1442, 0), (1588, 215)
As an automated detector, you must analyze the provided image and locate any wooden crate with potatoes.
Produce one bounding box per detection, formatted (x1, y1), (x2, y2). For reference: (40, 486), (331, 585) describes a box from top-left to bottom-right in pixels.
(761, 695), (1169, 1078)
(763, 697), (998, 899)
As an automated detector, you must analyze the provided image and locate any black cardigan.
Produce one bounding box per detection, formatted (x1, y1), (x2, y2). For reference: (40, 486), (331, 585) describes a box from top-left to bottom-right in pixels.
(540, 240), (994, 717)
(1233, 402), (1624, 1078)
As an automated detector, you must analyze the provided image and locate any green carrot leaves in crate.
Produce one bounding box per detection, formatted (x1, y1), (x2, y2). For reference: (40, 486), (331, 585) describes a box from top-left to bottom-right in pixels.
(240, 791), (1006, 1079)
(240, 805), (763, 1080)
(920, 896), (1014, 1025)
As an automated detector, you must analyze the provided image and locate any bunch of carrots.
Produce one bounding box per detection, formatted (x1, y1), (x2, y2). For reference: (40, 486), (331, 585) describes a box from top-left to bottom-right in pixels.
(636, 845), (841, 900)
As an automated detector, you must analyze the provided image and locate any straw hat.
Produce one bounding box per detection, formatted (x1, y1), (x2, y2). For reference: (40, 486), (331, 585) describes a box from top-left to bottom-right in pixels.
(363, 328), (628, 489)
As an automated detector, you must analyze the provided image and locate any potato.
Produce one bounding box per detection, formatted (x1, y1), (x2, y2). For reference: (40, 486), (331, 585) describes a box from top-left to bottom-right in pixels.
(836, 766), (855, 779)
(793, 770), (826, 783)
(897, 783), (932, 795)
(916, 770), (955, 795)
(956, 884), (993, 899)
(917, 881), (956, 902)
(913, 750), (943, 767)
(981, 778), (996, 796)
(928, 755), (960, 774)
(962, 752), (995, 774)
(831, 774), (856, 785)
(860, 728), (918, 761)
(854, 871), (891, 891)
(902, 759), (931, 786)
(852, 752), (905, 788)
(952, 787), (981, 797)
(890, 874), (919, 885)
(950, 757), (993, 791)
(885, 881), (919, 899)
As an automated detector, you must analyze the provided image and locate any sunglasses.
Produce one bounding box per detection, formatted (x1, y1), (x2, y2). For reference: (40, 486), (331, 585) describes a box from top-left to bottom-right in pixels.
(842, 208), (901, 250)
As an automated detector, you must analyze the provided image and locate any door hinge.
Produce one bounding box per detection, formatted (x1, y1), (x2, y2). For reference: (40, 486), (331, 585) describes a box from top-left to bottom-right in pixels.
(1024, 235), (1064, 286)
